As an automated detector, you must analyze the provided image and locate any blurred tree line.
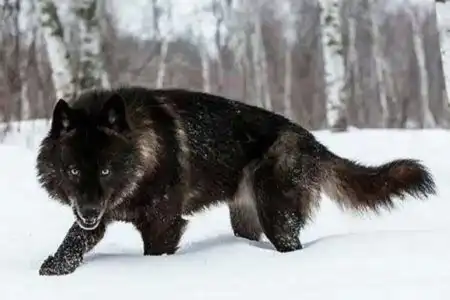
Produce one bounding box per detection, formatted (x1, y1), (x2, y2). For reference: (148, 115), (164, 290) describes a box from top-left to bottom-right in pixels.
(0, 0), (449, 136)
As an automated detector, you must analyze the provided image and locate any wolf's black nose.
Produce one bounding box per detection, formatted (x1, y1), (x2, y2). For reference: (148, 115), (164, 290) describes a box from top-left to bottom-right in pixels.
(79, 207), (101, 223)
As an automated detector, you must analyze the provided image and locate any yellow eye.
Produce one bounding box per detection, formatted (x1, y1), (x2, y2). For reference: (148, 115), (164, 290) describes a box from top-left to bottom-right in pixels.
(101, 168), (111, 176)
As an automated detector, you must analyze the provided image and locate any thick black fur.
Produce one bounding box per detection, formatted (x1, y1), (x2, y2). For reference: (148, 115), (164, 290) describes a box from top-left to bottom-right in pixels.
(36, 86), (436, 275)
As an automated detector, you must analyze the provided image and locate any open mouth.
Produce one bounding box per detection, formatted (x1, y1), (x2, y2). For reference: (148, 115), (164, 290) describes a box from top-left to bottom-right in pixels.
(74, 206), (105, 230)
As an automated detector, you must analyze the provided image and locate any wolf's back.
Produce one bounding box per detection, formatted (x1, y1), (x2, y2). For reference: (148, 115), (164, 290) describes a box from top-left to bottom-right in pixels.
(319, 148), (436, 213)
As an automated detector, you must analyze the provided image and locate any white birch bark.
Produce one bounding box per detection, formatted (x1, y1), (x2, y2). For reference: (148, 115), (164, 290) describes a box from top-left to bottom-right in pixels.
(11, 0), (30, 122)
(254, 12), (272, 110)
(283, 46), (292, 119)
(241, 34), (253, 104)
(319, 0), (345, 127)
(20, 79), (30, 121)
(200, 45), (211, 93)
(96, 0), (112, 87)
(410, 7), (436, 127)
(212, 0), (225, 93)
(20, 40), (30, 120)
(225, 0), (256, 104)
(249, 8), (271, 110)
(156, 0), (172, 89)
(156, 39), (169, 88)
(281, 0), (296, 120)
(71, 0), (109, 91)
(251, 31), (263, 108)
(369, 0), (388, 127)
(342, 5), (360, 125)
(436, 1), (450, 103)
(38, 0), (75, 100)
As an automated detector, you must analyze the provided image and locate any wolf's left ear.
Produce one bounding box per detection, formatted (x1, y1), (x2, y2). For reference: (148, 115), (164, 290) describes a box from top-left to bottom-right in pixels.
(99, 93), (130, 133)
(50, 99), (74, 138)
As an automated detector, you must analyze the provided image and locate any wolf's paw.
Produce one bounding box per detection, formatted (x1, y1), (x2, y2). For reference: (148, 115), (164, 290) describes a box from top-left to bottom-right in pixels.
(39, 254), (82, 276)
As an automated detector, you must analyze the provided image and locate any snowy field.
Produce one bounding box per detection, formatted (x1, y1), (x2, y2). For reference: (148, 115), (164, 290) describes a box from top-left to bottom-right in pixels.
(0, 121), (449, 299)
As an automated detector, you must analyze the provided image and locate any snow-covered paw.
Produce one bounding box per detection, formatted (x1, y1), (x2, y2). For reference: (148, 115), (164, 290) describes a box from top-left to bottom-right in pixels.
(39, 254), (81, 276)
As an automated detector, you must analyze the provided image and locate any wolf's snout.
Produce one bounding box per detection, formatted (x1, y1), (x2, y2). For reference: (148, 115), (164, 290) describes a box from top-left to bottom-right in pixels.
(74, 204), (104, 230)
(78, 207), (101, 223)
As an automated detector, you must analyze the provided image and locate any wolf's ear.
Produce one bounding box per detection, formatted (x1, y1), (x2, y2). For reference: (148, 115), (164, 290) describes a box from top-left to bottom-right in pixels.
(50, 99), (74, 138)
(99, 94), (130, 133)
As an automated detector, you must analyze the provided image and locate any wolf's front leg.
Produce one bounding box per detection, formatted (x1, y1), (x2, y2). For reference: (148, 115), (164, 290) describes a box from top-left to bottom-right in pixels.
(135, 216), (187, 256)
(39, 222), (106, 276)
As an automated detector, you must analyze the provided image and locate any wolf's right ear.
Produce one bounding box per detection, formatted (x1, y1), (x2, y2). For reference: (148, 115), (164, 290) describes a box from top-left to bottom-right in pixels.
(99, 93), (130, 133)
(50, 99), (74, 138)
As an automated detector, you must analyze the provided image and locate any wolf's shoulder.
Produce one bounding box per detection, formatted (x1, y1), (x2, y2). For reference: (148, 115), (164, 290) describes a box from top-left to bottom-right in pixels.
(70, 86), (231, 109)
(69, 85), (286, 126)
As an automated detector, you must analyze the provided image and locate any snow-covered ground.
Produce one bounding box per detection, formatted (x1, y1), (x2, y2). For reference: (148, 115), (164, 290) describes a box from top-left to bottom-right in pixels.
(0, 122), (449, 299)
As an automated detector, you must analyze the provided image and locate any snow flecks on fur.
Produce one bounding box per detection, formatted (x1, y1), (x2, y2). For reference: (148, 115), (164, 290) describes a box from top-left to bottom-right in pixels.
(272, 211), (303, 251)
(39, 222), (106, 275)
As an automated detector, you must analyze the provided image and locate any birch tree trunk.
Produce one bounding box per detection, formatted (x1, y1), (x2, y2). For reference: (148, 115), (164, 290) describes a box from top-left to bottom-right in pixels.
(96, 0), (113, 87)
(255, 13), (272, 110)
(0, 0), (27, 124)
(248, 2), (271, 110)
(283, 45), (292, 119)
(410, 7), (436, 128)
(319, 0), (345, 128)
(241, 34), (254, 105)
(20, 24), (31, 120)
(369, 0), (388, 127)
(200, 45), (211, 93)
(436, 0), (450, 103)
(212, 0), (225, 94)
(38, 0), (75, 100)
(20, 78), (30, 121)
(71, 0), (109, 91)
(279, 0), (295, 120)
(156, 0), (172, 89)
(340, 1), (359, 128)
(156, 39), (169, 88)
(251, 31), (264, 108)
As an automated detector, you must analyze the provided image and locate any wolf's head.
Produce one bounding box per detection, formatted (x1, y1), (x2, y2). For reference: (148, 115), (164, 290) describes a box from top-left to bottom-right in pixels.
(37, 93), (145, 230)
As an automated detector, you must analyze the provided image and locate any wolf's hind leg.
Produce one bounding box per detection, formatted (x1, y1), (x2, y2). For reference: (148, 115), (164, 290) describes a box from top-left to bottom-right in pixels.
(253, 161), (314, 252)
(39, 222), (106, 275)
(250, 130), (322, 252)
(136, 216), (188, 256)
(229, 166), (263, 241)
(255, 201), (304, 252)
(229, 200), (262, 241)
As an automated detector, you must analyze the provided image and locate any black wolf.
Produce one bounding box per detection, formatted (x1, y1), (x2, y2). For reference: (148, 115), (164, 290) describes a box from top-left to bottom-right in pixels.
(36, 86), (436, 275)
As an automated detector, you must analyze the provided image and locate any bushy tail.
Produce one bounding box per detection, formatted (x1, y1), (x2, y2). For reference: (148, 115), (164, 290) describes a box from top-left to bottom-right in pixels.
(322, 154), (436, 213)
